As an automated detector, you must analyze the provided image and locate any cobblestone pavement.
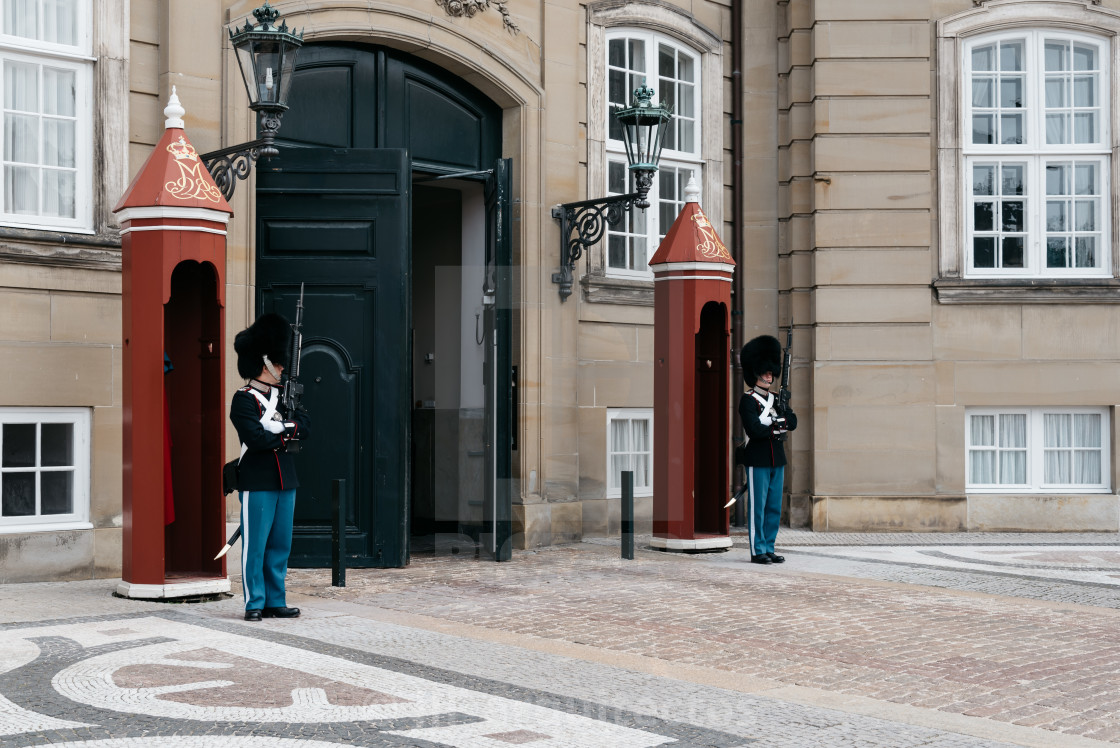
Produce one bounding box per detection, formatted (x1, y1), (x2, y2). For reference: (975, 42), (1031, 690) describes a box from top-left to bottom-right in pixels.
(0, 531), (1117, 747)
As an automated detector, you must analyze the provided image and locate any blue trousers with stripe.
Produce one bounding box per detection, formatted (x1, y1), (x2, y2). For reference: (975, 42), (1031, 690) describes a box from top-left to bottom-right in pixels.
(746, 466), (784, 556)
(239, 489), (296, 611)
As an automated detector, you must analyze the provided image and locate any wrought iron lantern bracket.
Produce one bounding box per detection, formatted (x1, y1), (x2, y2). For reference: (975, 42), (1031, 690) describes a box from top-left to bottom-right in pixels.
(551, 192), (644, 302)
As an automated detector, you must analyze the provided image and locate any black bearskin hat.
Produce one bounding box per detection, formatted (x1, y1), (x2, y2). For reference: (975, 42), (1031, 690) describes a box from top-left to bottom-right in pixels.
(740, 335), (782, 385)
(234, 312), (291, 379)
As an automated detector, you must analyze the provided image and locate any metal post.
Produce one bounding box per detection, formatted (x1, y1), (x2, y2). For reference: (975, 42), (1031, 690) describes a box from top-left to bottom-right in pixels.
(331, 478), (346, 587)
(733, 466), (746, 528)
(622, 470), (634, 560)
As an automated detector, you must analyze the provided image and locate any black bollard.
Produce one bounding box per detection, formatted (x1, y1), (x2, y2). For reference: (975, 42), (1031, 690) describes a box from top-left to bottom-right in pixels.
(621, 470), (634, 560)
(332, 478), (346, 587)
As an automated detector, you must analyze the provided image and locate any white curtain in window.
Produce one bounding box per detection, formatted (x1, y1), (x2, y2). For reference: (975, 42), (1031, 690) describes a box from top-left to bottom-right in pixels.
(631, 419), (650, 489)
(3, 0), (36, 39)
(40, 0), (76, 46)
(609, 418), (630, 490)
(969, 415), (996, 483)
(999, 413), (1026, 483)
(1074, 413), (1101, 483)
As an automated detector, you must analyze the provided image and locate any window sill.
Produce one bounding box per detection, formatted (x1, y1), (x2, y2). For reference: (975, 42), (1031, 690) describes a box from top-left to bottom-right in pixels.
(933, 277), (1120, 304)
(581, 272), (654, 306)
(0, 226), (121, 271)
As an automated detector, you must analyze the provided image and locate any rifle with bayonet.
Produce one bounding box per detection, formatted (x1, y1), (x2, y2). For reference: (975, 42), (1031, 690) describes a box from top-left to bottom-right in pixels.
(281, 284), (306, 452)
(775, 319), (793, 439)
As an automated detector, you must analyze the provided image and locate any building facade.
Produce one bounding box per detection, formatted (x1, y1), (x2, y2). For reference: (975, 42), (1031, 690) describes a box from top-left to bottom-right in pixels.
(1, 0), (1117, 582)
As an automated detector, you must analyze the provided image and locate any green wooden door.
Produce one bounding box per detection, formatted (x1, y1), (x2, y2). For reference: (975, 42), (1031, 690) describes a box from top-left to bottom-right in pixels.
(482, 158), (513, 560)
(256, 148), (410, 568)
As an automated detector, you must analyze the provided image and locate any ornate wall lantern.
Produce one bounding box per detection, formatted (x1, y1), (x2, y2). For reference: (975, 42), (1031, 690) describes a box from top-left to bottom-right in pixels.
(551, 84), (673, 300)
(202, 2), (304, 200)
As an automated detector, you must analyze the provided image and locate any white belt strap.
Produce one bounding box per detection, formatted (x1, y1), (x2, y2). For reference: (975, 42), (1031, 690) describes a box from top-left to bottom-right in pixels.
(239, 387), (280, 462)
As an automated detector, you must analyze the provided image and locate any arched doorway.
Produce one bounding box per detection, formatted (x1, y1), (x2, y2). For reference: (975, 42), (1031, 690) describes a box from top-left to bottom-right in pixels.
(254, 44), (511, 568)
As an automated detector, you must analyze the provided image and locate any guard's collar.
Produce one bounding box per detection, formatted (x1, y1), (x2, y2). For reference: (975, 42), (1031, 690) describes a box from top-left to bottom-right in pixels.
(753, 385), (772, 397)
(248, 379), (275, 394)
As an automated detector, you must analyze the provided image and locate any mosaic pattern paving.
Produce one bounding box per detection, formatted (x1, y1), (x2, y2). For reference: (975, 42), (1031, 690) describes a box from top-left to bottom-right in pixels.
(0, 613), (747, 747)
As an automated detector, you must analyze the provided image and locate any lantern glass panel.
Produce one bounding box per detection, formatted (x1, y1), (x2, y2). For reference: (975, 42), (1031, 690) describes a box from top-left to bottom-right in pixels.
(251, 40), (283, 106)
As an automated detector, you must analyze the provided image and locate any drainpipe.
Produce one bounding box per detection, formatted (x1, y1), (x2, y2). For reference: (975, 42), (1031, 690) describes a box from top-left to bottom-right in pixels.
(729, 0), (746, 526)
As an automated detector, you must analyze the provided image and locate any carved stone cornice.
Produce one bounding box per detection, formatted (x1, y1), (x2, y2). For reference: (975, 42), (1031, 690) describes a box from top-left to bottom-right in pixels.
(436, 0), (519, 34)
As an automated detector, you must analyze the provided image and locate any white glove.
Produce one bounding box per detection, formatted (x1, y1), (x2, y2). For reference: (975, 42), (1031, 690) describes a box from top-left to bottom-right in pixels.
(759, 411), (774, 427)
(262, 417), (286, 434)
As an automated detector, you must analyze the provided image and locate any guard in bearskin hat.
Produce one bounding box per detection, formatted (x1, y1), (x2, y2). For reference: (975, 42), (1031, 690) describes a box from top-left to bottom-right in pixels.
(229, 312), (310, 621)
(736, 334), (796, 566)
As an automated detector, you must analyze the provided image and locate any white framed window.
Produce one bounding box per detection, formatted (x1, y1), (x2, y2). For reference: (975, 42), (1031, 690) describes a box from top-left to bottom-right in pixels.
(604, 29), (703, 279)
(0, 407), (91, 531)
(606, 408), (653, 498)
(966, 407), (1110, 492)
(0, 0), (92, 233)
(962, 30), (1110, 278)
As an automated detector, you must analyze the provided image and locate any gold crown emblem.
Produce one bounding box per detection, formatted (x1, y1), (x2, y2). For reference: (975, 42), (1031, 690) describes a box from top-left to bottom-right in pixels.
(167, 136), (197, 161)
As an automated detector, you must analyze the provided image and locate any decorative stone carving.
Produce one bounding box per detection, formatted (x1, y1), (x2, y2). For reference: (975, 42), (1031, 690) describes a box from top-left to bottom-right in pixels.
(436, 0), (519, 33)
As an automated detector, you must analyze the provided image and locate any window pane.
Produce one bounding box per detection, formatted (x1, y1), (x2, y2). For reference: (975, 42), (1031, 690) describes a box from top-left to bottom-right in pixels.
(972, 114), (994, 145)
(40, 423), (72, 466)
(679, 119), (694, 153)
(972, 77), (993, 108)
(1046, 201), (1066, 231)
(610, 418), (629, 452)
(629, 39), (645, 72)
(629, 236), (645, 270)
(970, 451), (996, 484)
(41, 0), (78, 46)
(1074, 451), (1101, 484)
(1046, 237), (1068, 267)
(1044, 41), (1067, 72)
(608, 70), (625, 107)
(1000, 451), (1026, 484)
(1000, 114), (1022, 144)
(3, 0), (37, 40)
(609, 38), (624, 68)
(1045, 77), (1066, 108)
(1046, 163), (1068, 195)
(1075, 414), (1101, 447)
(974, 202), (994, 231)
(1045, 450), (1070, 484)
(1046, 113), (1068, 144)
(1000, 41), (1023, 71)
(1075, 200), (1096, 231)
(1001, 201), (1023, 232)
(970, 415), (995, 446)
(658, 46), (674, 78)
(1073, 44), (1096, 71)
(1000, 78), (1022, 108)
(40, 470), (72, 514)
(608, 161), (625, 194)
(678, 53), (694, 82)
(6, 113), (39, 163)
(1074, 164), (1097, 195)
(1074, 236), (1096, 268)
(42, 118), (75, 167)
(43, 67), (75, 116)
(1073, 112), (1096, 144)
(1073, 75), (1095, 107)
(609, 454), (627, 490)
(608, 235), (625, 267)
(1001, 236), (1024, 267)
(972, 44), (995, 72)
(973, 237), (995, 268)
(1, 472), (34, 516)
(1000, 414), (1026, 448)
(1044, 414), (1070, 447)
(5, 165), (39, 214)
(4, 60), (37, 111)
(3, 423), (35, 467)
(632, 419), (649, 452)
(1001, 165), (1023, 195)
(973, 165), (995, 195)
(679, 82), (694, 120)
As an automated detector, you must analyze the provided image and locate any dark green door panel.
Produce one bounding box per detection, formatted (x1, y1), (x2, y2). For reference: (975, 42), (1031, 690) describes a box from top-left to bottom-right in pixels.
(279, 43), (501, 175)
(256, 148), (410, 568)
